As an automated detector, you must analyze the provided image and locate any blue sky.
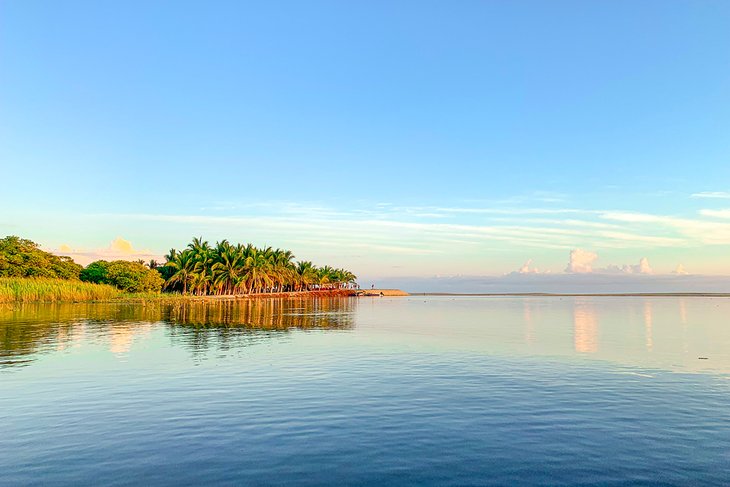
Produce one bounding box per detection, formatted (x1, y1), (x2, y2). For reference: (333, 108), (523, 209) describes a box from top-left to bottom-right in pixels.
(2, 1), (730, 286)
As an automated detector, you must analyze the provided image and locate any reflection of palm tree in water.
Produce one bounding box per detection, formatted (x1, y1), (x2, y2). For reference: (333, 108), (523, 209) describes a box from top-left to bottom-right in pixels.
(0, 298), (357, 368)
(166, 298), (358, 362)
(163, 298), (356, 329)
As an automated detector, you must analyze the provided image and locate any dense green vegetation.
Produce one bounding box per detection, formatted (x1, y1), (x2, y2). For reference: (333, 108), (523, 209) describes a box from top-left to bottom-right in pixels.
(160, 237), (357, 295)
(80, 260), (164, 293)
(0, 235), (358, 301)
(0, 277), (120, 303)
(0, 236), (82, 279)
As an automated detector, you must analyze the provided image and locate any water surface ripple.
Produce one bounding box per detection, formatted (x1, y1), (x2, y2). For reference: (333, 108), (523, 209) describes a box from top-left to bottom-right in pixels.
(1, 297), (729, 485)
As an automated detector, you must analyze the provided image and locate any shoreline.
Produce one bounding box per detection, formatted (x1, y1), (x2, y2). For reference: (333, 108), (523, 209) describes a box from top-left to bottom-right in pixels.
(6, 288), (412, 304)
(116, 289), (411, 303)
(116, 289), (359, 303)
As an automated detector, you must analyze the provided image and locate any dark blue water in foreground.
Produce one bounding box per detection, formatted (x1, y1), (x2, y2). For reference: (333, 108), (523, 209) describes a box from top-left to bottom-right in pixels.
(2, 297), (730, 486)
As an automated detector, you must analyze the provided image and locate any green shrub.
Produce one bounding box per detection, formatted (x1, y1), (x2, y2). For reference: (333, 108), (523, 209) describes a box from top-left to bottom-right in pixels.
(79, 260), (109, 283)
(80, 260), (164, 293)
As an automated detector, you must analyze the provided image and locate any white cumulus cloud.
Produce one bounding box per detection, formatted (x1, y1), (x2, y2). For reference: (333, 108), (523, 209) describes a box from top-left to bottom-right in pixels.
(602, 257), (653, 274)
(673, 264), (689, 275)
(518, 259), (540, 274)
(565, 249), (598, 273)
(565, 250), (654, 275)
(636, 257), (653, 274)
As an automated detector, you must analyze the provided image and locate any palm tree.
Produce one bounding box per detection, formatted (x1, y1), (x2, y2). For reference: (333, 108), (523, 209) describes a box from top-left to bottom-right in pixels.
(270, 248), (296, 291)
(295, 261), (317, 291)
(163, 237), (358, 295)
(190, 271), (210, 296)
(165, 249), (197, 294)
(317, 265), (335, 289)
(212, 243), (244, 295)
(188, 237), (213, 295)
(241, 248), (273, 294)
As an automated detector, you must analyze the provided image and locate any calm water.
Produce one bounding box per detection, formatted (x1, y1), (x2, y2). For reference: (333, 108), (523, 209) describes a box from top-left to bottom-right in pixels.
(2, 296), (730, 486)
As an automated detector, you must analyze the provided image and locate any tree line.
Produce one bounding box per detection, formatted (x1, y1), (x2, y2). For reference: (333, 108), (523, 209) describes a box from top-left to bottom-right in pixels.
(159, 237), (357, 295)
(0, 235), (358, 295)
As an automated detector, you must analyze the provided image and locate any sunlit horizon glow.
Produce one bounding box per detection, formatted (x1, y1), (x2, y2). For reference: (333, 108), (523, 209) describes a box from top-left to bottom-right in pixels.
(2, 1), (730, 290)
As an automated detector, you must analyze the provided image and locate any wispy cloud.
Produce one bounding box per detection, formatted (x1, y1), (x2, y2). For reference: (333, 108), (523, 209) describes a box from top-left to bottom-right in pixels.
(60, 197), (730, 276)
(599, 211), (730, 245)
(691, 192), (730, 199)
(98, 204), (730, 253)
(699, 209), (730, 219)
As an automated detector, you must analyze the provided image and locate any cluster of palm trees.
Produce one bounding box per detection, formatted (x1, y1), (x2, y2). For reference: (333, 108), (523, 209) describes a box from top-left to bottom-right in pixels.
(161, 237), (357, 295)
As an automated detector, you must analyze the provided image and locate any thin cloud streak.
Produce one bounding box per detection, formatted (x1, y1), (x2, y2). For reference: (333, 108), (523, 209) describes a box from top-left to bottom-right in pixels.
(699, 209), (730, 219)
(691, 192), (730, 199)
(99, 202), (730, 253)
(68, 200), (730, 277)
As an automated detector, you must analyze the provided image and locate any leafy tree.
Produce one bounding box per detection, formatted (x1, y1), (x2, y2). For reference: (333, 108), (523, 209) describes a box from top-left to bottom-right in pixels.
(80, 261), (109, 283)
(0, 236), (82, 279)
(80, 260), (164, 292)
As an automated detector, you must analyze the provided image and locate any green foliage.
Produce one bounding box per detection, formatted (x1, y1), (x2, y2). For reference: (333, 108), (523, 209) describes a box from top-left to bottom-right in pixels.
(80, 260), (164, 293)
(0, 234), (355, 298)
(79, 261), (108, 283)
(0, 236), (82, 279)
(163, 237), (358, 295)
(0, 277), (120, 303)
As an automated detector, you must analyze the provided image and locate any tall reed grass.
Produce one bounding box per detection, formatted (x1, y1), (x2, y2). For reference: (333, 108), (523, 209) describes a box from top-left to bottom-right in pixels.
(0, 277), (121, 303)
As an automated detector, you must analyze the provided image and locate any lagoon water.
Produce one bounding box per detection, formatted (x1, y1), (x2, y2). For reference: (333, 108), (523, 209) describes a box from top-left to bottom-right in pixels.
(2, 296), (730, 485)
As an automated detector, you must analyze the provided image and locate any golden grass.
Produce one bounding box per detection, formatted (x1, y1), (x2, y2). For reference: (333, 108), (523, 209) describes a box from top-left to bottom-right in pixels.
(0, 277), (121, 303)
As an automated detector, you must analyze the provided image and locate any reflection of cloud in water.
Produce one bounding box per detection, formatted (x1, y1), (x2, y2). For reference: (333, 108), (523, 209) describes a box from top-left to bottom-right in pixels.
(110, 327), (134, 354)
(573, 300), (598, 353)
(523, 301), (535, 344)
(679, 299), (687, 326)
(5, 297), (730, 375)
(109, 324), (152, 355)
(644, 301), (653, 353)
